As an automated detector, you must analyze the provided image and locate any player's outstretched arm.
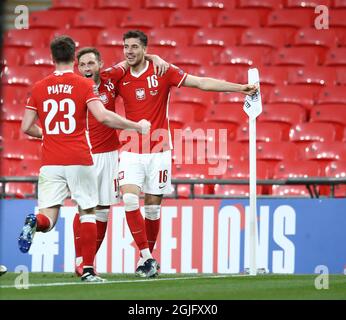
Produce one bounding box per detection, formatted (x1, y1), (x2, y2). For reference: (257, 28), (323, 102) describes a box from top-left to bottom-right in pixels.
(146, 54), (169, 76)
(21, 109), (43, 138)
(182, 74), (258, 96)
(87, 100), (151, 134)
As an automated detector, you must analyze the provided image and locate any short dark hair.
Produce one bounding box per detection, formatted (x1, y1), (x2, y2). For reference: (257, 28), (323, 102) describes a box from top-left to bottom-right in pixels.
(50, 35), (75, 63)
(123, 30), (148, 47)
(77, 47), (101, 63)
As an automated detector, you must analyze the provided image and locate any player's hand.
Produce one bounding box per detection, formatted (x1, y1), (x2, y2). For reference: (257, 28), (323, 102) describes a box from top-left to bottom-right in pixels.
(152, 55), (170, 77)
(240, 84), (259, 96)
(137, 119), (151, 135)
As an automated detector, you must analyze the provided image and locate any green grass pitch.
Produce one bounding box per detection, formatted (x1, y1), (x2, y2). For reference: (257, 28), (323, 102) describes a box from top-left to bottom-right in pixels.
(0, 273), (345, 300)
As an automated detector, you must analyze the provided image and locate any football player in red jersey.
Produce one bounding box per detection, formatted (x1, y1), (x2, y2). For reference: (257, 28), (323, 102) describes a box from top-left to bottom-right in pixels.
(73, 47), (169, 276)
(104, 30), (258, 278)
(18, 36), (151, 282)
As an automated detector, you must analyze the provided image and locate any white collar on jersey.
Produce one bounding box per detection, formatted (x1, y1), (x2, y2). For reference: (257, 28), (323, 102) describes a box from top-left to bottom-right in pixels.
(130, 60), (149, 78)
(53, 70), (74, 76)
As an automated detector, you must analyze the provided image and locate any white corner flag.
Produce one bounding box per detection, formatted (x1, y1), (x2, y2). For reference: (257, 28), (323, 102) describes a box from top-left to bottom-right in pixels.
(243, 68), (262, 276)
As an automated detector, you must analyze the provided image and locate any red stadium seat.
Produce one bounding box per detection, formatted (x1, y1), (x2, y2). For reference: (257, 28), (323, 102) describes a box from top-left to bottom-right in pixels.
(271, 160), (321, 197)
(336, 68), (346, 85)
(334, 0), (346, 8)
(96, 0), (141, 9)
(172, 165), (213, 198)
(216, 9), (262, 28)
(304, 142), (346, 173)
(258, 147), (297, 182)
(120, 10), (166, 30)
(216, 92), (247, 105)
(287, 67), (336, 86)
(192, 28), (240, 48)
(325, 161), (346, 197)
(1, 47), (23, 67)
(216, 47), (270, 67)
(96, 28), (127, 47)
(1, 66), (47, 86)
(1, 122), (21, 140)
(97, 47), (124, 67)
(170, 87), (215, 120)
(0, 158), (20, 176)
(257, 142), (300, 162)
(18, 159), (42, 176)
(194, 66), (245, 82)
(169, 103), (198, 129)
(1, 85), (30, 105)
(289, 123), (337, 150)
(73, 10), (121, 29)
(227, 142), (249, 161)
(51, 0), (96, 10)
(285, 0), (331, 8)
(1, 103), (24, 122)
(241, 28), (294, 48)
(317, 87), (346, 105)
(258, 103), (306, 135)
(149, 28), (190, 48)
(205, 104), (248, 127)
(144, 0), (188, 9)
(270, 47), (321, 66)
(29, 9), (76, 29)
(310, 104), (346, 139)
(294, 28), (340, 48)
(181, 121), (236, 142)
(214, 160), (268, 196)
(324, 48), (346, 66)
(267, 9), (313, 28)
(23, 48), (54, 67)
(5, 183), (36, 199)
(2, 139), (41, 160)
(191, 0), (234, 9)
(256, 67), (289, 88)
(168, 10), (213, 29)
(237, 122), (288, 142)
(238, 0), (283, 9)
(329, 10), (346, 27)
(268, 85), (315, 110)
(168, 47), (215, 67)
(4, 29), (52, 48)
(52, 29), (95, 47)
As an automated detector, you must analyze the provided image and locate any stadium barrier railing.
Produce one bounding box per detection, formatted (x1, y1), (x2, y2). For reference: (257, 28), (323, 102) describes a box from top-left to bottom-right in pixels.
(1, 176), (346, 199)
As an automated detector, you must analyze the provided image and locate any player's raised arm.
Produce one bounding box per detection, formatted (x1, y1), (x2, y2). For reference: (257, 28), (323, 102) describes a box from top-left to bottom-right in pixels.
(182, 74), (258, 96)
(21, 109), (43, 138)
(87, 99), (150, 134)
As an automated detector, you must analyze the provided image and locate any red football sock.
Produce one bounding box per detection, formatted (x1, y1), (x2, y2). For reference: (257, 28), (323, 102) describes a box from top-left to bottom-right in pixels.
(73, 213), (82, 259)
(36, 213), (51, 232)
(145, 218), (160, 253)
(125, 209), (149, 250)
(80, 215), (97, 267)
(96, 220), (108, 253)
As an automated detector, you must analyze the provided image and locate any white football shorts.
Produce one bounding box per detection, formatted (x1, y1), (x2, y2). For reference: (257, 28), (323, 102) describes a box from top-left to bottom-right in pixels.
(38, 165), (98, 210)
(92, 150), (119, 206)
(118, 150), (172, 195)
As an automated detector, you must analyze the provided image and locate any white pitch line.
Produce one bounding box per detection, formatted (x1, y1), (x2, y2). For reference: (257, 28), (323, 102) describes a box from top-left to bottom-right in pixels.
(0, 274), (233, 289)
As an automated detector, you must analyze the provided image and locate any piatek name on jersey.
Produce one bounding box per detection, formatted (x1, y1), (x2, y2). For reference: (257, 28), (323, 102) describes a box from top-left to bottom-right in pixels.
(47, 84), (73, 95)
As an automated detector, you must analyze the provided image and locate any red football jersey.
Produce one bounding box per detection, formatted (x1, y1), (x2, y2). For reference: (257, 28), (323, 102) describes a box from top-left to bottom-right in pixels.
(115, 61), (187, 153)
(25, 70), (100, 165)
(88, 64), (125, 154)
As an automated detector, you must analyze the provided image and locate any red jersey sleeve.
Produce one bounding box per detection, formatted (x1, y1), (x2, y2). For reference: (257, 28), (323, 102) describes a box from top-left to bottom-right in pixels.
(25, 86), (37, 111)
(166, 64), (188, 88)
(100, 64), (126, 82)
(85, 79), (101, 104)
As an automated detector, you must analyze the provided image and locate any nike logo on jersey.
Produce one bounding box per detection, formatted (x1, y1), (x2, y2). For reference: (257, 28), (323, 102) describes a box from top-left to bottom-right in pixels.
(159, 185), (166, 189)
(123, 81), (131, 86)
